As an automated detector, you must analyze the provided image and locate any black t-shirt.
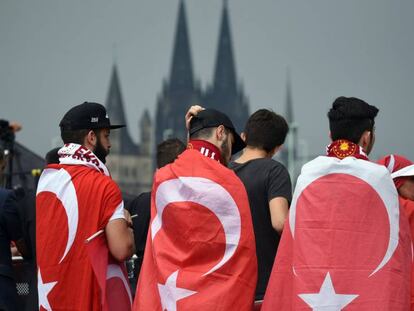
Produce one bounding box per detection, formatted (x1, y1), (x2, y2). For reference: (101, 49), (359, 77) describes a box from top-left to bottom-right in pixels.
(127, 191), (151, 258)
(229, 158), (292, 300)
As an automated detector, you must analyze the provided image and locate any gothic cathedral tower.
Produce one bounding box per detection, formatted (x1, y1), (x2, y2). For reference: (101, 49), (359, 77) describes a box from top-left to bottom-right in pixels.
(155, 0), (202, 144)
(204, 0), (249, 134)
(155, 0), (249, 145)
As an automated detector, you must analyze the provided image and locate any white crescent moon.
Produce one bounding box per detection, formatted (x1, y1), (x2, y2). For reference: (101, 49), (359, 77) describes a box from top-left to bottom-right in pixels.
(151, 177), (241, 276)
(289, 156), (399, 276)
(107, 264), (133, 306)
(37, 168), (79, 264)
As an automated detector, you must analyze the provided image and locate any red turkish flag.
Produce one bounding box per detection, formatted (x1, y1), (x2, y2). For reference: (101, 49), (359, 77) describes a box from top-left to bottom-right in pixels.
(133, 149), (257, 311)
(36, 164), (123, 310)
(86, 232), (132, 311)
(262, 156), (411, 310)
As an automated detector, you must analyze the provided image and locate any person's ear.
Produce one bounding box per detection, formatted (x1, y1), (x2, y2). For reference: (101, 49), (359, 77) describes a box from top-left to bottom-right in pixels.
(216, 125), (226, 141)
(359, 130), (371, 150)
(85, 130), (97, 147)
(241, 132), (246, 142)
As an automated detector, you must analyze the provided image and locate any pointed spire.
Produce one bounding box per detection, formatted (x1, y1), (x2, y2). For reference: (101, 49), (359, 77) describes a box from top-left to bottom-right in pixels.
(105, 64), (138, 155)
(285, 68), (293, 123)
(212, 0), (237, 94)
(169, 0), (194, 91)
(106, 64), (127, 125)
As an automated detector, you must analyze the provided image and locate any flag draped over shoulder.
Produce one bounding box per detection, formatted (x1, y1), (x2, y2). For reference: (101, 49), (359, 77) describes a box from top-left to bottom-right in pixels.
(36, 144), (125, 310)
(133, 149), (257, 311)
(86, 233), (132, 311)
(262, 156), (411, 310)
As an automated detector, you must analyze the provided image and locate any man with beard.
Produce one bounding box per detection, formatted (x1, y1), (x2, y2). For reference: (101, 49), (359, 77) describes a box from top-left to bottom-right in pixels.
(36, 102), (135, 310)
(134, 108), (257, 311)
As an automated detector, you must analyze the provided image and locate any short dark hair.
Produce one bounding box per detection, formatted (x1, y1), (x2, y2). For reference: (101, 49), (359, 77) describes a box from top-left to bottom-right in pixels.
(60, 128), (102, 145)
(189, 126), (231, 141)
(156, 138), (186, 169)
(61, 128), (90, 145)
(243, 109), (289, 153)
(45, 147), (61, 165)
(189, 127), (215, 140)
(328, 97), (379, 143)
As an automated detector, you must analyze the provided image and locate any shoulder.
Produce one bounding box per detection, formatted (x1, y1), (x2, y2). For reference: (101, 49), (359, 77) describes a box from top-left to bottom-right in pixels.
(127, 192), (151, 211)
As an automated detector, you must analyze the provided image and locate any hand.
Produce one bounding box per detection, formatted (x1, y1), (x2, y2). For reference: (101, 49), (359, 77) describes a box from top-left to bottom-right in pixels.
(185, 105), (204, 130)
(123, 209), (133, 228)
(11, 246), (21, 257)
(9, 122), (22, 133)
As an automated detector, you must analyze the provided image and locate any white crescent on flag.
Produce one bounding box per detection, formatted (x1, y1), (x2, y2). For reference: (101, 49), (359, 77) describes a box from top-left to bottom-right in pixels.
(289, 156), (399, 276)
(107, 264), (133, 305)
(37, 168), (79, 263)
(151, 176), (241, 276)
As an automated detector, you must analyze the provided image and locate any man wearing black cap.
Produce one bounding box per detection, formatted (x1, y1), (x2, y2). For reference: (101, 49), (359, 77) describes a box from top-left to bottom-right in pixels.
(134, 108), (257, 311)
(36, 102), (135, 310)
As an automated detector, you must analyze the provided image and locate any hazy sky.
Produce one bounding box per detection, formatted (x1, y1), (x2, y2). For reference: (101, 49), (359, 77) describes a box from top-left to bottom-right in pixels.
(1, 0), (414, 161)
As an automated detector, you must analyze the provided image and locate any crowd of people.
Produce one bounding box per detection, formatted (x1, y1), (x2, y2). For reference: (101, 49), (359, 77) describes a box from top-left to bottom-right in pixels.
(1, 96), (414, 310)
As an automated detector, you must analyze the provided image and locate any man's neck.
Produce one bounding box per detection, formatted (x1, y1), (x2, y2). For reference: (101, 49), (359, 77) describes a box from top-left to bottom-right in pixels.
(188, 139), (222, 163)
(235, 147), (270, 164)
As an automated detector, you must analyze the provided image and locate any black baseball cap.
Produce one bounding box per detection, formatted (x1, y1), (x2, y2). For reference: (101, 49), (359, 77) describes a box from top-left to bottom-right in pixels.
(59, 102), (125, 131)
(189, 108), (246, 155)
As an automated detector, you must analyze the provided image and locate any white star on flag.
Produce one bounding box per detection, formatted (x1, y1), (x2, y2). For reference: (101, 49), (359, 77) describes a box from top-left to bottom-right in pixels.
(157, 270), (197, 311)
(37, 269), (57, 311)
(298, 272), (358, 311)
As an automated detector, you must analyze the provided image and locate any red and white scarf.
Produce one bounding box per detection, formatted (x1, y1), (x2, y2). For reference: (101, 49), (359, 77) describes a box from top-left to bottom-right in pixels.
(326, 139), (368, 161)
(187, 139), (222, 163)
(58, 143), (110, 176)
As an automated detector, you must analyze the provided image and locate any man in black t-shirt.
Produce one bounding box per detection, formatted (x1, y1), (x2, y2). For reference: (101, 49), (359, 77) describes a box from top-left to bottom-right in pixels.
(229, 109), (292, 301)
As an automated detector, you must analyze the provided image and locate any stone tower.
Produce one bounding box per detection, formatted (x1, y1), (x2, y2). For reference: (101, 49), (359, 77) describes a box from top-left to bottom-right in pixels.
(105, 64), (153, 195)
(203, 0), (249, 133)
(155, 0), (202, 144)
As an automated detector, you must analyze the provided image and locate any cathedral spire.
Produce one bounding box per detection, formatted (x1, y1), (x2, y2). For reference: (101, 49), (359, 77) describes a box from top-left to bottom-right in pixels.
(105, 64), (138, 155)
(106, 64), (127, 125)
(169, 0), (194, 91)
(212, 0), (237, 94)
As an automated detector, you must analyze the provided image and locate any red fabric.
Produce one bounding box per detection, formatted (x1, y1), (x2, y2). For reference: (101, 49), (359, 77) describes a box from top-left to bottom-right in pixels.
(187, 139), (222, 162)
(262, 156), (411, 310)
(133, 149), (257, 310)
(326, 140), (369, 160)
(377, 154), (413, 188)
(86, 233), (132, 311)
(36, 164), (123, 310)
(399, 197), (414, 310)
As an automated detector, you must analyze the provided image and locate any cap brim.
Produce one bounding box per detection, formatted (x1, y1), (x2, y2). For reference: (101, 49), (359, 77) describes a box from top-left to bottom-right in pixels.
(109, 124), (126, 129)
(231, 131), (246, 155)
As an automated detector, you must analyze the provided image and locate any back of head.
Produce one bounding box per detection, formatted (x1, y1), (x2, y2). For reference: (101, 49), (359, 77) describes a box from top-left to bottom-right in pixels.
(244, 109), (289, 153)
(156, 138), (186, 169)
(189, 108), (245, 155)
(45, 147), (61, 165)
(59, 102), (125, 144)
(328, 97), (379, 143)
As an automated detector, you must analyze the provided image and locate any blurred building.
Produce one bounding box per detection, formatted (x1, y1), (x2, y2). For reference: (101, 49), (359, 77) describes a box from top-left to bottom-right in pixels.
(107, 0), (251, 195)
(105, 65), (153, 195)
